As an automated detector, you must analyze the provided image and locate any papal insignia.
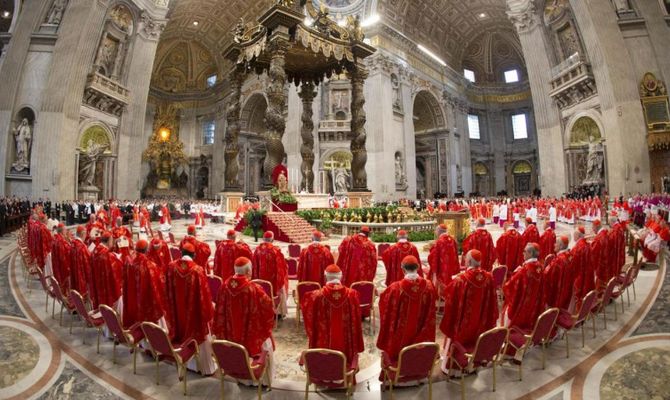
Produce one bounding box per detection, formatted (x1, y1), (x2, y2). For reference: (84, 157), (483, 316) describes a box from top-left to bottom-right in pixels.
(476, 273), (484, 281)
(411, 285), (420, 292)
(230, 280), (238, 288)
(332, 292), (342, 300)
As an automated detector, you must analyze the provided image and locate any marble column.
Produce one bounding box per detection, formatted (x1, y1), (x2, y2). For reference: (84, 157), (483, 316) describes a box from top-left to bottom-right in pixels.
(263, 39), (288, 189)
(224, 68), (244, 191)
(298, 82), (316, 192)
(349, 63), (369, 192)
(507, 0), (566, 197)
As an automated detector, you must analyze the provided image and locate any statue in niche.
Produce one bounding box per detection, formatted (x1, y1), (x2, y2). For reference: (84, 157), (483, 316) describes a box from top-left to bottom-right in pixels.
(391, 74), (402, 111)
(334, 167), (350, 193)
(46, 0), (68, 25)
(611, 0), (635, 16)
(79, 139), (108, 188)
(395, 152), (407, 189)
(95, 37), (118, 77)
(12, 118), (32, 173)
(584, 135), (605, 184)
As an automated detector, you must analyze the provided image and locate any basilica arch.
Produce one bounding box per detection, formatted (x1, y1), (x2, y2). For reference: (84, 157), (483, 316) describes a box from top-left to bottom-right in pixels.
(413, 90), (448, 198)
(239, 92), (268, 194)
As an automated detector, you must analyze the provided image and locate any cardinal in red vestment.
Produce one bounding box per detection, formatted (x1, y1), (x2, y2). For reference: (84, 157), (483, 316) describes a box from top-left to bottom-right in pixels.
(460, 219), (496, 272)
(381, 230), (422, 287)
(496, 223), (524, 271)
(337, 226), (377, 286)
(543, 236), (572, 309)
(502, 243), (545, 330)
(85, 214), (102, 242)
(179, 225), (211, 268)
(609, 216), (627, 282)
(50, 224), (72, 293)
(159, 203), (171, 231)
(302, 265), (364, 369)
(164, 243), (216, 374)
(122, 240), (168, 328)
(590, 220), (610, 291)
(88, 232), (122, 309)
(69, 226), (91, 297)
(213, 230), (253, 281)
(212, 257), (275, 381)
(147, 238), (172, 272)
(36, 215), (53, 270)
(428, 225), (460, 291)
(520, 217), (540, 249)
(252, 231), (288, 316)
(440, 250), (498, 374)
(297, 231), (334, 285)
(539, 221), (557, 264)
(112, 217), (133, 260)
(572, 226), (594, 302)
(377, 256), (436, 365)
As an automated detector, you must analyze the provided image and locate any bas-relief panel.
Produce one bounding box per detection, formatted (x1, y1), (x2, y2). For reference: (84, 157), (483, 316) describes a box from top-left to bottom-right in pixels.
(557, 24), (582, 60)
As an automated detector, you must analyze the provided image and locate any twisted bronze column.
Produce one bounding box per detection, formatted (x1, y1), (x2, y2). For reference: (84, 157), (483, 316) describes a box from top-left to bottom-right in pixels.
(349, 64), (369, 191)
(299, 82), (317, 192)
(263, 39), (288, 188)
(224, 68), (244, 191)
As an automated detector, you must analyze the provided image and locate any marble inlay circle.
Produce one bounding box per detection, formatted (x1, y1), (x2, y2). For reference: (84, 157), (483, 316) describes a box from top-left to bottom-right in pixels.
(0, 326), (40, 388)
(600, 346), (670, 399)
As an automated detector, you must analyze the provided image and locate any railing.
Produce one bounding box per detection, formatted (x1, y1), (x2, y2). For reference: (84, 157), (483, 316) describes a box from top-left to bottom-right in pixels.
(551, 52), (581, 78)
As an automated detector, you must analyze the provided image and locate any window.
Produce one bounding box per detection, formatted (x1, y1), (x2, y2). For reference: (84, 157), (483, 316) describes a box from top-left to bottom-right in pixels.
(202, 121), (215, 145)
(206, 75), (217, 87)
(512, 113), (528, 140)
(468, 114), (481, 139)
(504, 69), (519, 83)
(464, 69), (476, 83)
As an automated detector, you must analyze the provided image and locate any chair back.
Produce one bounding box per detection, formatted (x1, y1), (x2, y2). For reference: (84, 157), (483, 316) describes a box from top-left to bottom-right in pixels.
(599, 278), (618, 309)
(576, 290), (598, 323)
(37, 267), (52, 294)
(544, 254), (556, 266)
(530, 308), (559, 345)
(302, 349), (347, 383)
(251, 279), (274, 299)
(351, 281), (375, 307)
(492, 265), (507, 288)
(471, 327), (508, 366)
(396, 342), (439, 381)
(288, 244), (301, 258)
(157, 231), (164, 241)
(211, 340), (255, 381)
(141, 322), (173, 356)
(68, 290), (90, 321)
(287, 258), (298, 277)
(622, 266), (635, 286)
(169, 247), (181, 261)
(168, 232), (176, 244)
(208, 275), (223, 300)
(49, 276), (66, 303)
(377, 243), (391, 256)
(297, 282), (320, 306)
(630, 263), (641, 282)
(99, 304), (127, 344)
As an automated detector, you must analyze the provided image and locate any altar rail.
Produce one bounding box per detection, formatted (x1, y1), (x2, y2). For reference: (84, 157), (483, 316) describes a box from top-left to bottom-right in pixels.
(330, 220), (436, 236)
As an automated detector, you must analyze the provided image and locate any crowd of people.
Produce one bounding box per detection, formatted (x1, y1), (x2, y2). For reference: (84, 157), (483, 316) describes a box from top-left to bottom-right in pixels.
(22, 190), (662, 391)
(0, 196), (32, 236)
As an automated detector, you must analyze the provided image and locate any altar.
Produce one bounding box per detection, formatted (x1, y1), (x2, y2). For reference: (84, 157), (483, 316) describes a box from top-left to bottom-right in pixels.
(295, 193), (330, 209)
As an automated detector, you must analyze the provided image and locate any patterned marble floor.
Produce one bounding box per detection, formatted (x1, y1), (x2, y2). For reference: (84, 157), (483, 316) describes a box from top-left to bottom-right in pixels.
(1, 217), (669, 399)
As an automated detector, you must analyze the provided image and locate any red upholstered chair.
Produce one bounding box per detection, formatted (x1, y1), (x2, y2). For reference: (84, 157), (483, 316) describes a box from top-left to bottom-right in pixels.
(351, 281), (376, 334)
(168, 232), (176, 244)
(592, 277), (618, 330)
(381, 342), (440, 399)
(287, 258), (298, 280)
(169, 247), (181, 261)
(288, 244), (301, 259)
(99, 304), (145, 373)
(506, 307), (560, 380)
(251, 279), (279, 322)
(36, 266), (53, 313)
(377, 243), (390, 260)
(208, 275), (223, 302)
(556, 290), (598, 358)
(206, 259), (214, 275)
(300, 349), (358, 398)
(445, 327), (509, 399)
(68, 290), (104, 353)
(211, 340), (271, 400)
(492, 265), (507, 289)
(141, 322), (199, 395)
(49, 276), (75, 327)
(156, 231), (165, 241)
(294, 281), (321, 327)
(617, 265), (636, 307)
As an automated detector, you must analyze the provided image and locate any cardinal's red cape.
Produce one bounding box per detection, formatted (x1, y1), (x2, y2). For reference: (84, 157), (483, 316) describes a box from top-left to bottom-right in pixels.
(252, 242), (288, 294)
(297, 243), (334, 286)
(213, 240), (253, 281)
(122, 253), (168, 328)
(381, 241), (422, 287)
(503, 259), (544, 330)
(337, 234), (377, 286)
(460, 229), (496, 271)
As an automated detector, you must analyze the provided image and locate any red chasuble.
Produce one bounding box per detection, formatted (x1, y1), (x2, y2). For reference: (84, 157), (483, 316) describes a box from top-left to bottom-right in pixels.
(496, 229), (523, 271)
(381, 241), (422, 287)
(122, 253), (167, 328)
(503, 260), (544, 330)
(591, 230), (610, 290)
(69, 238), (91, 297)
(37, 223), (53, 269)
(147, 240), (172, 272)
(212, 275), (275, 355)
(51, 234), (72, 293)
(302, 283), (364, 364)
(572, 238), (593, 300)
(252, 242), (288, 294)
(179, 236), (212, 268)
(539, 228), (557, 264)
(297, 243), (335, 285)
(520, 224), (540, 252)
(440, 268), (498, 347)
(428, 234), (460, 289)
(213, 240), (253, 281)
(460, 229), (496, 272)
(543, 250), (571, 309)
(164, 258), (213, 343)
(609, 223), (626, 281)
(377, 277), (436, 361)
(88, 245), (122, 309)
(337, 234), (377, 286)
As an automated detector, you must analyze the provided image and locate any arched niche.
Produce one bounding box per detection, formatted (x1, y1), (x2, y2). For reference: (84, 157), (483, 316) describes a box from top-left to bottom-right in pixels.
(564, 113), (607, 190)
(568, 116), (602, 147)
(473, 161), (492, 196)
(240, 93), (268, 135)
(8, 106), (37, 175)
(413, 90), (447, 196)
(320, 149), (352, 195)
(412, 90), (446, 134)
(76, 123), (116, 199)
(512, 160), (533, 196)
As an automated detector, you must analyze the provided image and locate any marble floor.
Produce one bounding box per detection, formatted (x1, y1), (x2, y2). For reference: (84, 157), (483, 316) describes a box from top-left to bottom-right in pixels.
(1, 217), (669, 400)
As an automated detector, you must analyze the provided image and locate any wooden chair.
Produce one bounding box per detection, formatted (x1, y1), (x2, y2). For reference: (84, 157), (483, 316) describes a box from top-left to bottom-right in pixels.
(141, 322), (199, 395)
(49, 276), (75, 327)
(211, 339), (271, 400)
(288, 244), (301, 259)
(294, 281), (321, 327)
(287, 258), (298, 280)
(300, 349), (358, 399)
(68, 290), (104, 353)
(592, 278), (618, 329)
(251, 279), (279, 318)
(98, 304), (145, 373)
(381, 342), (440, 399)
(556, 290), (598, 358)
(617, 265), (636, 307)
(505, 308), (559, 379)
(351, 281), (376, 334)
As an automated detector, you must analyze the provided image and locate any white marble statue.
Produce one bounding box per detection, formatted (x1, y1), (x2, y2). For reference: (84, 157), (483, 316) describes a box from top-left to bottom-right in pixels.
(79, 139), (107, 188)
(46, 0), (68, 25)
(585, 135), (605, 184)
(12, 118), (32, 171)
(395, 152), (407, 188)
(334, 167), (350, 193)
